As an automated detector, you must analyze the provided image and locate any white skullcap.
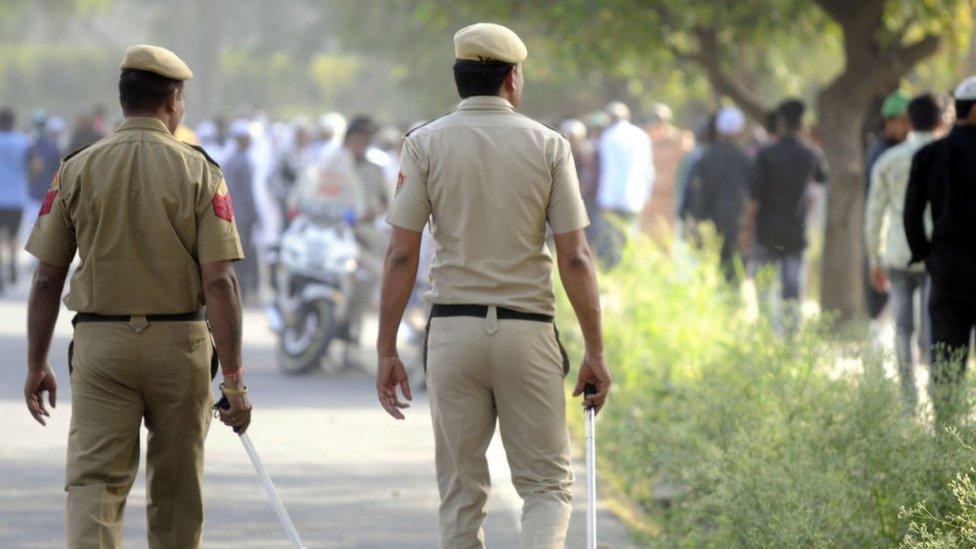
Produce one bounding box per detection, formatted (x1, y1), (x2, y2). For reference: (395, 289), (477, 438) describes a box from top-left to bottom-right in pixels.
(560, 118), (587, 139)
(716, 107), (745, 135)
(318, 112), (347, 136)
(953, 76), (976, 100)
(230, 119), (252, 138)
(606, 101), (631, 121)
(196, 120), (216, 141)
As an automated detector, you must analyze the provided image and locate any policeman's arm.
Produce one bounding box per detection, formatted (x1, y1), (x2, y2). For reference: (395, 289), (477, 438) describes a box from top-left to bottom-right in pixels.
(25, 261), (69, 425)
(554, 229), (611, 413)
(201, 260), (243, 375)
(376, 226), (421, 420)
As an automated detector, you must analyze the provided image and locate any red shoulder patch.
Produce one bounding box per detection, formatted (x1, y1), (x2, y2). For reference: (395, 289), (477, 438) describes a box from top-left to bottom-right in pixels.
(39, 189), (57, 216)
(395, 172), (405, 195)
(212, 193), (234, 221)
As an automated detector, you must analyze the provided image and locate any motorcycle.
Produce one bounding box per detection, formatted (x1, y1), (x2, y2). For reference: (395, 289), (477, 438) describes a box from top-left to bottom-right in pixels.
(266, 206), (358, 375)
(267, 207), (428, 380)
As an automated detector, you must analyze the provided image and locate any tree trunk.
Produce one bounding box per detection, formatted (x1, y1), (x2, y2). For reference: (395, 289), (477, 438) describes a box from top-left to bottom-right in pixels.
(817, 76), (873, 322)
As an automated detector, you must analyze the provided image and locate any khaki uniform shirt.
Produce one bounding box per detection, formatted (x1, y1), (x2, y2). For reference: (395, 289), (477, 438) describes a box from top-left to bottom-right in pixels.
(387, 96), (588, 316)
(26, 117), (244, 315)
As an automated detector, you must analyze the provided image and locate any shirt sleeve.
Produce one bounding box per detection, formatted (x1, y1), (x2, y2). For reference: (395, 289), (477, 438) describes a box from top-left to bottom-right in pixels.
(197, 166), (245, 264)
(24, 165), (76, 266)
(386, 137), (431, 232)
(749, 150), (765, 200)
(812, 148), (829, 184)
(864, 157), (889, 268)
(547, 137), (590, 234)
(903, 148), (931, 265)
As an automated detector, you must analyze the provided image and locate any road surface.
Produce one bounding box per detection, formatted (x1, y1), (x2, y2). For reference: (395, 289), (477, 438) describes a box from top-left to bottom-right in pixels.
(0, 287), (633, 548)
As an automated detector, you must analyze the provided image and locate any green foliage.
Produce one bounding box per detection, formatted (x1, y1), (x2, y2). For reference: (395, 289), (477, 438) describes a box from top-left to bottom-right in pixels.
(556, 235), (976, 546)
(901, 436), (976, 548)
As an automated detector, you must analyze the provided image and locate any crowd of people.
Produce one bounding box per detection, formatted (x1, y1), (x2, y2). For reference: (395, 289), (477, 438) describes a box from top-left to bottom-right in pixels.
(2, 82), (973, 416)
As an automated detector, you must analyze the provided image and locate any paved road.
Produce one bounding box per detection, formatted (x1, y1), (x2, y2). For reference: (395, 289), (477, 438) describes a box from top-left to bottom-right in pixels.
(0, 287), (633, 548)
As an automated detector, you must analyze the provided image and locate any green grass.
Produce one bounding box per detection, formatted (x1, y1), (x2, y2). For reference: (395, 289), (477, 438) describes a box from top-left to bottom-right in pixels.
(556, 234), (976, 547)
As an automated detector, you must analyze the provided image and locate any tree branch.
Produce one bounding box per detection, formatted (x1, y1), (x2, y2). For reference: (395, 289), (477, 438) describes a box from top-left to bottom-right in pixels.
(683, 28), (768, 121)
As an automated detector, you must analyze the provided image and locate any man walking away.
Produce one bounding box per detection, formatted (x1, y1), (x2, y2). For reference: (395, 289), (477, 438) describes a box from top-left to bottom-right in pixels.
(905, 77), (976, 422)
(680, 106), (752, 282)
(741, 99), (828, 333)
(864, 90), (911, 320)
(26, 113), (63, 246)
(0, 108), (30, 291)
(223, 120), (260, 303)
(376, 23), (609, 548)
(865, 94), (944, 408)
(595, 101), (654, 264)
(23, 45), (251, 548)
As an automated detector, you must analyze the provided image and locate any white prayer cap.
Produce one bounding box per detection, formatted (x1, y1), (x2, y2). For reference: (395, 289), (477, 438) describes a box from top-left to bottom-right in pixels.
(606, 101), (631, 121)
(196, 120), (217, 141)
(560, 118), (587, 139)
(953, 76), (976, 100)
(716, 106), (745, 135)
(230, 119), (252, 138)
(318, 112), (347, 136)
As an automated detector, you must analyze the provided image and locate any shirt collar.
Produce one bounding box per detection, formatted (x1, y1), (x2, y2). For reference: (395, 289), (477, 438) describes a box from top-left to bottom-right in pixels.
(457, 96), (515, 112)
(117, 117), (171, 135)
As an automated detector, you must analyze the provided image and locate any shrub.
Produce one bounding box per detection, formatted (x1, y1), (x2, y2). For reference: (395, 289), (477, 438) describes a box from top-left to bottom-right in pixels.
(556, 233), (976, 547)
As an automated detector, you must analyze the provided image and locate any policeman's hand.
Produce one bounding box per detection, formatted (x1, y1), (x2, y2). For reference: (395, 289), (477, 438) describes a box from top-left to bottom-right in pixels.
(377, 355), (412, 420)
(572, 353), (611, 414)
(870, 266), (889, 292)
(219, 378), (252, 434)
(24, 363), (57, 426)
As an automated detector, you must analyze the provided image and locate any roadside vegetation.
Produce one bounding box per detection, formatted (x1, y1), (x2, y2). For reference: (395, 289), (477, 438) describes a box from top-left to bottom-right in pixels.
(557, 235), (976, 547)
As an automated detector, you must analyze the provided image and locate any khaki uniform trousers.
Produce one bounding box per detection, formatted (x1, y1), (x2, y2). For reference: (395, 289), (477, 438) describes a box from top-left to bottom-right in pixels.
(65, 319), (213, 549)
(426, 308), (574, 549)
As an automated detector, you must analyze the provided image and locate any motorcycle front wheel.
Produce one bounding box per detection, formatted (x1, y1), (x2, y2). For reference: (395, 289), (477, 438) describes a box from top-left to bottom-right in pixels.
(275, 299), (335, 375)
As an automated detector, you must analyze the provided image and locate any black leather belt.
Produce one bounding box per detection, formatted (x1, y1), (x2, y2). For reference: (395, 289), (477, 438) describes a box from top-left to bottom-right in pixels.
(73, 309), (206, 324)
(430, 303), (553, 323)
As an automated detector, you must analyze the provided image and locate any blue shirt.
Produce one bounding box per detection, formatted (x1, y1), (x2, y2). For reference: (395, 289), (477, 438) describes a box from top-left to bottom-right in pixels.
(27, 135), (61, 201)
(0, 131), (30, 208)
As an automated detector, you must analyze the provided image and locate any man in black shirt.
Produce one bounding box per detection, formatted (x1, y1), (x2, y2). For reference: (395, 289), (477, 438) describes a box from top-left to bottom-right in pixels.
(681, 106), (752, 281)
(741, 99), (828, 332)
(904, 77), (976, 418)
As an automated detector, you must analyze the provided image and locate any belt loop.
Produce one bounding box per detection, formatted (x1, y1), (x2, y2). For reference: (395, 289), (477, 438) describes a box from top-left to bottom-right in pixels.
(485, 306), (499, 336)
(128, 315), (148, 334)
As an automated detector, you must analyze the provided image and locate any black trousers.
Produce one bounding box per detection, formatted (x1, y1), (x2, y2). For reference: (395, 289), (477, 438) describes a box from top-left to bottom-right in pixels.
(928, 280), (976, 388)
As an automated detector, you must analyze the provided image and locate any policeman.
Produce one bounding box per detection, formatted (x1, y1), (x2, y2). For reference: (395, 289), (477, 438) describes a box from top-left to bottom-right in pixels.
(23, 45), (251, 548)
(376, 23), (610, 548)
(905, 76), (976, 421)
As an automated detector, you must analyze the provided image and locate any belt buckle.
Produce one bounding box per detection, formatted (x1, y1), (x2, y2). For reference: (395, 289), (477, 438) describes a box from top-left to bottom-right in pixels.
(129, 315), (148, 334)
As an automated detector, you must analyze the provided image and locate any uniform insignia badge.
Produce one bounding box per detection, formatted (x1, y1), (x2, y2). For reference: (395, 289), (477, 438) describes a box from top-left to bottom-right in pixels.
(212, 193), (234, 221)
(39, 189), (58, 216)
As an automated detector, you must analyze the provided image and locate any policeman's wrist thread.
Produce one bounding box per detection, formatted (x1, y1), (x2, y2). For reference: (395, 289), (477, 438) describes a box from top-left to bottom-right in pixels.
(222, 368), (244, 380)
(219, 383), (247, 396)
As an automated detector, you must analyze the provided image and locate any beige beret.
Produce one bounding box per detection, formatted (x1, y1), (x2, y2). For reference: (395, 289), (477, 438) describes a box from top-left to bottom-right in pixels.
(120, 44), (193, 81)
(454, 23), (527, 64)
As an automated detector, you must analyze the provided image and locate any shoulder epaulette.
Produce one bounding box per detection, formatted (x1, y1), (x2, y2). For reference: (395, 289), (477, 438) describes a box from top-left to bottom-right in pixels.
(405, 110), (454, 138)
(62, 143), (92, 163)
(539, 120), (561, 134)
(186, 143), (221, 169)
